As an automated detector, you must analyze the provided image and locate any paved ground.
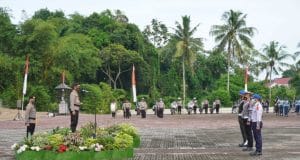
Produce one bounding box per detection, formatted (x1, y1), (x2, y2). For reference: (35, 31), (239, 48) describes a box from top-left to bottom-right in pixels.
(0, 110), (299, 160)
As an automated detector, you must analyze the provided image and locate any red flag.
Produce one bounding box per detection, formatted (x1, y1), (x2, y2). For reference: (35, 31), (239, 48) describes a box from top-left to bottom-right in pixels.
(22, 55), (29, 95)
(131, 65), (137, 102)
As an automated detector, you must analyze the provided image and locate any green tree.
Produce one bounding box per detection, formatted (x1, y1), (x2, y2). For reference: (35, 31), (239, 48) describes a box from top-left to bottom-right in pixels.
(0, 7), (17, 55)
(210, 10), (256, 92)
(174, 15), (203, 105)
(259, 41), (294, 101)
(100, 44), (143, 90)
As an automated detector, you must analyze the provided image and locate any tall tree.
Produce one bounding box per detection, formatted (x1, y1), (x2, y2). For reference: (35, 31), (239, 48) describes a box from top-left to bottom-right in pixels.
(259, 41), (294, 101)
(174, 15), (203, 105)
(210, 10), (256, 92)
(100, 44), (143, 90)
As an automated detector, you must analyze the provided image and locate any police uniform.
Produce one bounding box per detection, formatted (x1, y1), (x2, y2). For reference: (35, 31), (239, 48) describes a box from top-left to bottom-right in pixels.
(177, 98), (182, 114)
(295, 100), (300, 115)
(241, 94), (253, 151)
(138, 100), (148, 118)
(110, 101), (117, 118)
(203, 100), (209, 114)
(122, 101), (131, 119)
(25, 101), (36, 138)
(215, 99), (221, 114)
(70, 89), (81, 132)
(193, 100), (198, 114)
(250, 94), (263, 156)
(187, 100), (194, 115)
(157, 100), (165, 118)
(238, 90), (247, 147)
(171, 101), (177, 115)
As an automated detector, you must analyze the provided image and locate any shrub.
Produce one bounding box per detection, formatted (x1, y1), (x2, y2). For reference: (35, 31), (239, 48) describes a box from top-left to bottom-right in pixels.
(113, 132), (133, 149)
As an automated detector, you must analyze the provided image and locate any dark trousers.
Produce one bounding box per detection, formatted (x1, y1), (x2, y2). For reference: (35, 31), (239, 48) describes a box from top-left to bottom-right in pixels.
(204, 105), (208, 114)
(125, 108), (131, 119)
(296, 105), (300, 114)
(243, 119), (253, 148)
(193, 106), (197, 114)
(112, 112), (116, 118)
(252, 122), (262, 152)
(26, 123), (35, 138)
(141, 110), (146, 118)
(215, 104), (220, 114)
(158, 108), (164, 118)
(70, 110), (79, 132)
(238, 116), (247, 144)
(178, 106), (182, 114)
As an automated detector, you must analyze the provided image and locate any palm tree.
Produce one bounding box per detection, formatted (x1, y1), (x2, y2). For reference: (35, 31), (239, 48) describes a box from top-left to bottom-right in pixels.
(210, 10), (256, 92)
(259, 41), (294, 101)
(174, 15), (203, 106)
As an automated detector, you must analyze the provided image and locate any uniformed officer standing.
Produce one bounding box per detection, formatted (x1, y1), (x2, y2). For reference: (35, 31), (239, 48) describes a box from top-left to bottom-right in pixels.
(187, 99), (194, 115)
(122, 99), (131, 119)
(193, 98), (198, 114)
(214, 99), (221, 114)
(25, 96), (36, 138)
(238, 90), (247, 147)
(170, 101), (177, 115)
(295, 99), (300, 115)
(138, 98), (148, 118)
(177, 97), (183, 114)
(241, 92), (253, 151)
(157, 98), (165, 118)
(110, 100), (117, 118)
(250, 94), (263, 156)
(203, 99), (209, 114)
(70, 83), (81, 133)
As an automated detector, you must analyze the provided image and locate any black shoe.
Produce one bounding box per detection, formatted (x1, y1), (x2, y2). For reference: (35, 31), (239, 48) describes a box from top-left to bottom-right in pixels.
(242, 147), (253, 151)
(250, 151), (262, 156)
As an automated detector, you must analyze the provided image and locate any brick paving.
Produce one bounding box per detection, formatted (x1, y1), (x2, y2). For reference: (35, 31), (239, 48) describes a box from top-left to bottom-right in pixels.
(0, 111), (300, 160)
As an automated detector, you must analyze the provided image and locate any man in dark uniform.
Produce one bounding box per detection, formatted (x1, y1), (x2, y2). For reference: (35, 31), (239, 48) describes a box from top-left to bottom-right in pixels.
(238, 90), (247, 147)
(157, 98), (165, 118)
(25, 96), (36, 138)
(177, 97), (182, 114)
(138, 98), (148, 118)
(122, 99), (131, 119)
(70, 83), (81, 133)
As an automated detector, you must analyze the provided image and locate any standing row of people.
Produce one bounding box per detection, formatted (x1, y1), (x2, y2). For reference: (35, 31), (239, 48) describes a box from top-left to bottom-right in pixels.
(237, 90), (263, 156)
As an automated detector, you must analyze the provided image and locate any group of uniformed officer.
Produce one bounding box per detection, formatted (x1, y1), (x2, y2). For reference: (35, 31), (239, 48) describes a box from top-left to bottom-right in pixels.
(237, 90), (263, 156)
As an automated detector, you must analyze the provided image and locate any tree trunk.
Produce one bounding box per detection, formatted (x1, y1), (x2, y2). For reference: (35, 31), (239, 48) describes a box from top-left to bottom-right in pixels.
(227, 42), (231, 92)
(182, 56), (186, 107)
(269, 66), (272, 101)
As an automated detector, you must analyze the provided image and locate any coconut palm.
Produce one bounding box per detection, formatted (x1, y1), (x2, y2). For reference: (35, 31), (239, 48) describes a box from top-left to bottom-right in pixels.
(210, 10), (256, 92)
(259, 41), (294, 100)
(174, 15), (203, 106)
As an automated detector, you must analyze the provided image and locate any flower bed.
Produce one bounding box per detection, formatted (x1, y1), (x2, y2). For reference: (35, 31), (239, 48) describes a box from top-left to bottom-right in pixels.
(13, 123), (140, 160)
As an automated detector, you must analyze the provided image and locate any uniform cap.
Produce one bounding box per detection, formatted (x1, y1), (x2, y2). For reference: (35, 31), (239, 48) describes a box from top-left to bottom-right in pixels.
(252, 94), (262, 100)
(239, 90), (246, 95)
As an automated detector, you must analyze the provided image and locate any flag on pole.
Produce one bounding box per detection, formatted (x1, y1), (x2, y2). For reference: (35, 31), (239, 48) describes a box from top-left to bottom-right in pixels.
(22, 55), (29, 95)
(131, 65), (137, 102)
(244, 65), (249, 92)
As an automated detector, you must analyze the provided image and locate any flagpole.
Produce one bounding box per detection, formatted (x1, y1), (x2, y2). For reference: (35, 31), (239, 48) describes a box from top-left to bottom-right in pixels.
(21, 55), (29, 119)
(245, 65), (248, 92)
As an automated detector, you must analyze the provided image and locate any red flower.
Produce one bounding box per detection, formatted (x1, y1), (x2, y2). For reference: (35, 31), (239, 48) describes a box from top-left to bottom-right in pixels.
(58, 144), (68, 153)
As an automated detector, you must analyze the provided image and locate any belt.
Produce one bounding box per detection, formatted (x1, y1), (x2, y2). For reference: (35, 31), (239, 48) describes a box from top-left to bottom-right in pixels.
(74, 104), (80, 107)
(29, 117), (36, 120)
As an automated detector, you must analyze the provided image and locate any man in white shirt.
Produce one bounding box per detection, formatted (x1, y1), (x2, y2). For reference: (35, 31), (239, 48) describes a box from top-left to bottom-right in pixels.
(110, 100), (117, 118)
(250, 94), (263, 156)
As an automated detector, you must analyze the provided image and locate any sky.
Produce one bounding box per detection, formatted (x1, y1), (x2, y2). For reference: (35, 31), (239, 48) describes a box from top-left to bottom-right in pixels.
(1, 0), (300, 79)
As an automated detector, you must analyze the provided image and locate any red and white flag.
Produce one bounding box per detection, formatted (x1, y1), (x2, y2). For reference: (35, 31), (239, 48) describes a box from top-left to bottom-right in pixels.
(22, 55), (29, 95)
(131, 65), (137, 102)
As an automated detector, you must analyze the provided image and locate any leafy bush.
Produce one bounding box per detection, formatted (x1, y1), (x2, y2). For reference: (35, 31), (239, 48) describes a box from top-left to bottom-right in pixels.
(113, 132), (133, 149)
(118, 123), (138, 137)
(80, 122), (95, 138)
(47, 134), (64, 150)
(32, 133), (50, 148)
(27, 85), (51, 111)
